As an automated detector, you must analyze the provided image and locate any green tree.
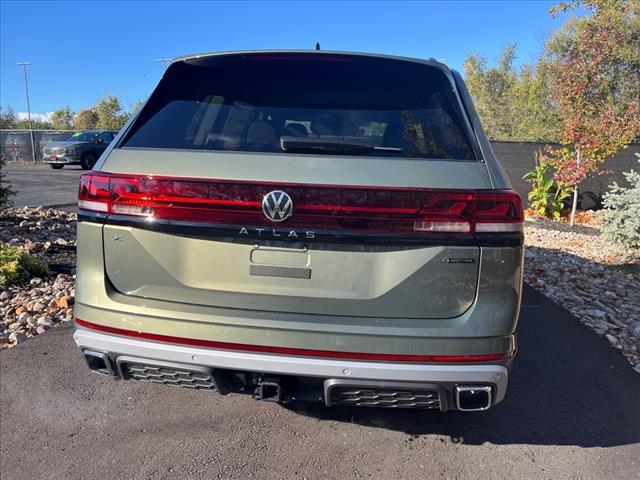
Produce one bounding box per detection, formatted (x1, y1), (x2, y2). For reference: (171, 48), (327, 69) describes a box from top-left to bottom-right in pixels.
(74, 109), (99, 130)
(464, 45), (518, 141)
(464, 45), (560, 141)
(0, 106), (17, 128)
(14, 118), (53, 129)
(50, 106), (74, 130)
(94, 94), (128, 130)
(544, 0), (640, 225)
(0, 154), (16, 210)
(2, 106), (52, 129)
(511, 62), (561, 142)
(129, 99), (144, 116)
(601, 156), (640, 248)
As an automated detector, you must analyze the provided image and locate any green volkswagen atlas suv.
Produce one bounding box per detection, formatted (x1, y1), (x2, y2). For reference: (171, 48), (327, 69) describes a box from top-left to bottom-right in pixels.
(73, 51), (524, 411)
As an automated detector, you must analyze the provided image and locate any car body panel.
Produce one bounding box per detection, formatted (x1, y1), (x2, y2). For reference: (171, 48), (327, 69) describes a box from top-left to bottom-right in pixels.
(103, 225), (481, 318)
(77, 221), (522, 351)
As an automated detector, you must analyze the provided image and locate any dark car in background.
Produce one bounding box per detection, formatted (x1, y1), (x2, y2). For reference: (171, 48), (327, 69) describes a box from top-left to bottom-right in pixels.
(38, 131), (74, 161)
(43, 130), (117, 169)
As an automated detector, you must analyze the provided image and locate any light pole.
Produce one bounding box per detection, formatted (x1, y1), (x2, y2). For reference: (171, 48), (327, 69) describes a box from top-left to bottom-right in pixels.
(155, 58), (172, 72)
(17, 62), (37, 163)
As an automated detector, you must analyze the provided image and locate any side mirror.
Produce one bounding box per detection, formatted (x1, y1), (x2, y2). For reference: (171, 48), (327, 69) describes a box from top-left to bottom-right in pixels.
(96, 137), (104, 144)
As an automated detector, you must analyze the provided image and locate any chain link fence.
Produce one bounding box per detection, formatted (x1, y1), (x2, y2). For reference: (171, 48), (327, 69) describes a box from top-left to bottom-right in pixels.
(0, 129), (76, 162)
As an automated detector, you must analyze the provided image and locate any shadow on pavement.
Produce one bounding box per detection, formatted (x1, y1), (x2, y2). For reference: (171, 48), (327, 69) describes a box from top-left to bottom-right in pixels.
(288, 286), (640, 447)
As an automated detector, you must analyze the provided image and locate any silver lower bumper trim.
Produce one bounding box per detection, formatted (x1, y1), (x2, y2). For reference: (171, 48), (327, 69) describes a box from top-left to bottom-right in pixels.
(44, 159), (74, 164)
(73, 328), (509, 403)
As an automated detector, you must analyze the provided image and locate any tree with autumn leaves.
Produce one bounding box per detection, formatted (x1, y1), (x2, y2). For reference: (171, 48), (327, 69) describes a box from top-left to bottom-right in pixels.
(543, 0), (640, 225)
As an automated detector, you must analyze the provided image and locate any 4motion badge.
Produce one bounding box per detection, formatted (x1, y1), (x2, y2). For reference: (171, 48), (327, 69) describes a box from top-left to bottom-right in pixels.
(441, 257), (475, 264)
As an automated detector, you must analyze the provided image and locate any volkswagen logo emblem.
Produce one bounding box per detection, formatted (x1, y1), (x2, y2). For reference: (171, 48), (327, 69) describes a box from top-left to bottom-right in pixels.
(262, 190), (294, 222)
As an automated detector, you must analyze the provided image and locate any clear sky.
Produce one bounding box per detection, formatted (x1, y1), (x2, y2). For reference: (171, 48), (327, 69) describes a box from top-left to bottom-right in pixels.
(1, 0), (575, 119)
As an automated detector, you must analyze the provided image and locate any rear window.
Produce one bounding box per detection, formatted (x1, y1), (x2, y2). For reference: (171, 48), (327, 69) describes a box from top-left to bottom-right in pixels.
(122, 53), (479, 161)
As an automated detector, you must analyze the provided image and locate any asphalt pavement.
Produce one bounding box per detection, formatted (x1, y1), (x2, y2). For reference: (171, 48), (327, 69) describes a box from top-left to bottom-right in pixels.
(5, 162), (83, 209)
(1, 286), (638, 480)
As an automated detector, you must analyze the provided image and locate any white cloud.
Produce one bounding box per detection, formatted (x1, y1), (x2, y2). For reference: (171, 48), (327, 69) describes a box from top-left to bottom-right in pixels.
(16, 112), (53, 123)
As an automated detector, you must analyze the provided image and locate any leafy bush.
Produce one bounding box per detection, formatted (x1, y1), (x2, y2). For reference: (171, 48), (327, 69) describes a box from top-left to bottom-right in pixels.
(601, 158), (640, 248)
(0, 155), (16, 210)
(0, 245), (48, 286)
(522, 160), (571, 219)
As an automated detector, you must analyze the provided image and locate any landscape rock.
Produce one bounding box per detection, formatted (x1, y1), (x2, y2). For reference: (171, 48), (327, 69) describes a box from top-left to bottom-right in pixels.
(8, 322), (23, 332)
(8, 332), (28, 344)
(37, 317), (53, 327)
(32, 302), (46, 312)
(55, 296), (70, 309)
(583, 309), (607, 319)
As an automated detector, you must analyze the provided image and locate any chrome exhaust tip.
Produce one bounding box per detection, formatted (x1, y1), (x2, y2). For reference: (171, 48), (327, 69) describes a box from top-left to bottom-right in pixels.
(82, 349), (116, 376)
(455, 385), (492, 411)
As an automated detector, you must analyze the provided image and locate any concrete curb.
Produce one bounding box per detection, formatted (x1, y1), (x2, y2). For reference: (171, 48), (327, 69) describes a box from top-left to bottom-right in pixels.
(41, 203), (77, 210)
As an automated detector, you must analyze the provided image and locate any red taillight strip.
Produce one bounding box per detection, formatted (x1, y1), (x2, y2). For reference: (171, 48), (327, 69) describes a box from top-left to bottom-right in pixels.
(78, 172), (524, 234)
(75, 318), (512, 363)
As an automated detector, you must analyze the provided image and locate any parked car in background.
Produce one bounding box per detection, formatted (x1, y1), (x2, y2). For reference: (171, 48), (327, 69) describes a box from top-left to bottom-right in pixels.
(74, 51), (524, 412)
(43, 130), (117, 169)
(38, 131), (74, 161)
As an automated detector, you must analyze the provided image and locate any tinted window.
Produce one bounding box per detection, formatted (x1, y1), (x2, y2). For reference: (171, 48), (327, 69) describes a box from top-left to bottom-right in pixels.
(122, 54), (478, 160)
(98, 132), (114, 144)
(67, 132), (98, 142)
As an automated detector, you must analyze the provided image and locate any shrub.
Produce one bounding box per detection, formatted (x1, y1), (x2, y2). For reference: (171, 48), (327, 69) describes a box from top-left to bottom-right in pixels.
(601, 158), (640, 248)
(0, 155), (16, 210)
(0, 245), (48, 286)
(522, 159), (571, 220)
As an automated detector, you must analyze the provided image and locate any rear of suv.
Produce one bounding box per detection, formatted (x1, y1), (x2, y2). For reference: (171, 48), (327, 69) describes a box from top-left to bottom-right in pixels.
(73, 51), (524, 411)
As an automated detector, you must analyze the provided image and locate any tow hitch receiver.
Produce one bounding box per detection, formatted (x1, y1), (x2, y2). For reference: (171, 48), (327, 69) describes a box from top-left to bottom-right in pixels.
(254, 377), (283, 403)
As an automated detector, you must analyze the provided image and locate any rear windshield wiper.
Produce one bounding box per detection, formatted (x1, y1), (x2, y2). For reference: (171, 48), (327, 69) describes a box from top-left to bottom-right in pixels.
(280, 136), (402, 155)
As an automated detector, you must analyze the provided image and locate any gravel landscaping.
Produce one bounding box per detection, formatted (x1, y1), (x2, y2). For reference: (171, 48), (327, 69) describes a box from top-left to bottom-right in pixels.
(1, 207), (76, 347)
(1, 207), (639, 374)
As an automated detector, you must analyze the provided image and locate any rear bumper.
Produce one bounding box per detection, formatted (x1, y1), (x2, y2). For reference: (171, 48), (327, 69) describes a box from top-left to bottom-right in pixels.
(73, 327), (510, 409)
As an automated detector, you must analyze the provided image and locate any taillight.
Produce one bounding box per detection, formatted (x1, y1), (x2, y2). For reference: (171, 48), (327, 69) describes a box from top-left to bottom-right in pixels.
(78, 173), (523, 236)
(474, 191), (524, 232)
(78, 173), (110, 213)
